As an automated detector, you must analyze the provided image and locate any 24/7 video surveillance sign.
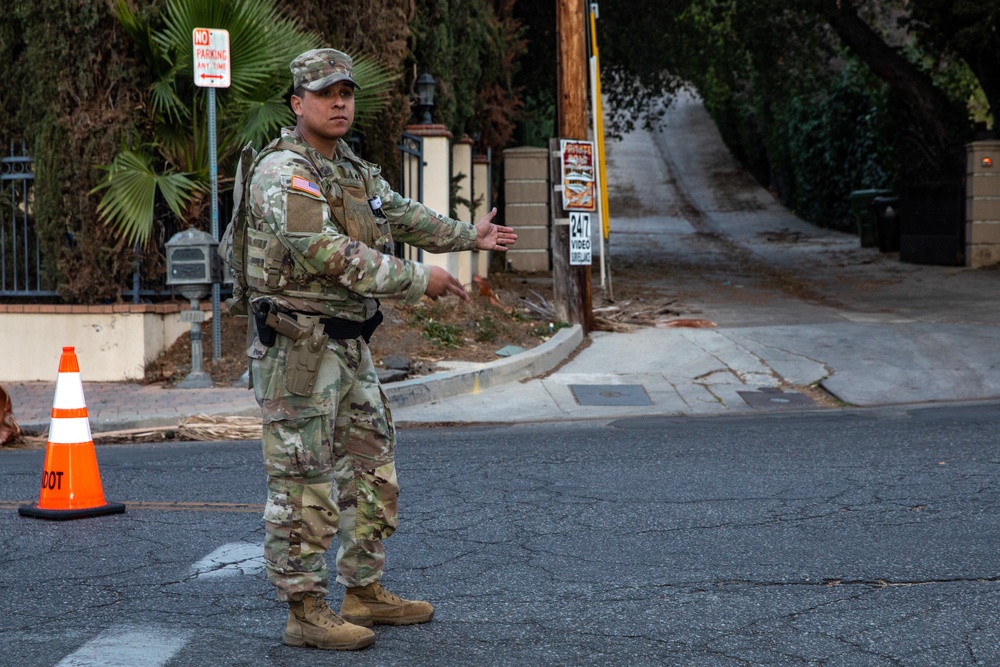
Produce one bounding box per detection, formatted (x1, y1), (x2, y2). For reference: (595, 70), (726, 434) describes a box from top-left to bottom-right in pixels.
(569, 212), (592, 266)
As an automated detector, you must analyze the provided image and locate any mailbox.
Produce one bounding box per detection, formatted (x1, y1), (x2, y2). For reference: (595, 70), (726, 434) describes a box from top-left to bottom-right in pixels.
(165, 227), (221, 288)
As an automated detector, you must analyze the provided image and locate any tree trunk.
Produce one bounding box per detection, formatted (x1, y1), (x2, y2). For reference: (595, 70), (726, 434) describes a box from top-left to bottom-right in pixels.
(822, 1), (962, 151)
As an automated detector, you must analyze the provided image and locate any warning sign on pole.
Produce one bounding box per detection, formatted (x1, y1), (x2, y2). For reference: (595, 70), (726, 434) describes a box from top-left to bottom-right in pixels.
(560, 139), (597, 212)
(192, 28), (231, 88)
(569, 212), (592, 265)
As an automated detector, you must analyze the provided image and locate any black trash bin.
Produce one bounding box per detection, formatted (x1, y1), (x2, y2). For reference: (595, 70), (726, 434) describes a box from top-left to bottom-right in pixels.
(849, 189), (892, 248)
(871, 195), (900, 253)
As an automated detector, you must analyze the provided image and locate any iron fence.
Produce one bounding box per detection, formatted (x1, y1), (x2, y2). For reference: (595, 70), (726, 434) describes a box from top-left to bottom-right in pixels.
(0, 142), (55, 297)
(1, 134), (419, 302)
(396, 132), (424, 260)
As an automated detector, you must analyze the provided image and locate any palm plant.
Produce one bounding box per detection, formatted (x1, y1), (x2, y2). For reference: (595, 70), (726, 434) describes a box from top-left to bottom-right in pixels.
(94, 0), (396, 248)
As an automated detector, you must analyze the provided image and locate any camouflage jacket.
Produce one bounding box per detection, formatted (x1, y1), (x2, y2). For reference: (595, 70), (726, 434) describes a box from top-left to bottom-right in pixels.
(245, 127), (477, 321)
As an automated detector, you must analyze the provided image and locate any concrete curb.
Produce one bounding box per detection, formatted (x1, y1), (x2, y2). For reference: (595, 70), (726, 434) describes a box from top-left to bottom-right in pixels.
(384, 324), (585, 409)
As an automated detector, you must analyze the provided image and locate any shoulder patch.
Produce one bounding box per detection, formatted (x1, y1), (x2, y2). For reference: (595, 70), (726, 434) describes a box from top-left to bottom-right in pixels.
(285, 192), (325, 234)
(290, 175), (323, 199)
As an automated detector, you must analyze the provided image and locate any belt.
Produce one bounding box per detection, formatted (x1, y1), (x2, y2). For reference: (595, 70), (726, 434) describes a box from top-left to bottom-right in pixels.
(319, 310), (384, 343)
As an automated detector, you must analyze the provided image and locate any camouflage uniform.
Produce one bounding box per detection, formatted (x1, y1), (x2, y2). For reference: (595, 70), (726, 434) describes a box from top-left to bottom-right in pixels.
(247, 127), (476, 602)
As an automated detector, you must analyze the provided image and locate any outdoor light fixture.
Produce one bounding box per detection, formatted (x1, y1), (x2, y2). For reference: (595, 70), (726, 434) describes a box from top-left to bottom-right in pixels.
(416, 72), (436, 124)
(983, 157), (994, 169)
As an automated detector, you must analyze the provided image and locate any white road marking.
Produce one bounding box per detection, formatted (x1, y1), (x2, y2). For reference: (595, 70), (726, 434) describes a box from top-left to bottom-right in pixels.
(190, 541), (265, 578)
(55, 626), (192, 667)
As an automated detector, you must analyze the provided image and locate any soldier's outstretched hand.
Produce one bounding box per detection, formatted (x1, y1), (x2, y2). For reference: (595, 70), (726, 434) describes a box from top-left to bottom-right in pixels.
(424, 266), (469, 301)
(474, 208), (517, 252)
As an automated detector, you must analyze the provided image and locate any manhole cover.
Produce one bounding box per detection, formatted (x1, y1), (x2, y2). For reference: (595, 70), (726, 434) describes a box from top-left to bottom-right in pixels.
(738, 388), (815, 409)
(570, 384), (652, 406)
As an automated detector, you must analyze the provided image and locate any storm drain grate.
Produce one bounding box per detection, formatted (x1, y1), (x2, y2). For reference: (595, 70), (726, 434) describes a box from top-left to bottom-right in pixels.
(738, 388), (816, 409)
(570, 384), (653, 406)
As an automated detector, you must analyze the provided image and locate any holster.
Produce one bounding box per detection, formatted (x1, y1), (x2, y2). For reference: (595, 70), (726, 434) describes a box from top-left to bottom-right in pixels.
(252, 300), (329, 396)
(285, 324), (329, 397)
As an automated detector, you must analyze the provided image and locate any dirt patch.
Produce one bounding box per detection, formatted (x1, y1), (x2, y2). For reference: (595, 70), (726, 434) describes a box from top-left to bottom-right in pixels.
(144, 272), (562, 387)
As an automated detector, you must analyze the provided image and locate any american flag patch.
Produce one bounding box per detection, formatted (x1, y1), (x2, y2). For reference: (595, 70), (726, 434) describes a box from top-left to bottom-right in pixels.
(291, 176), (322, 198)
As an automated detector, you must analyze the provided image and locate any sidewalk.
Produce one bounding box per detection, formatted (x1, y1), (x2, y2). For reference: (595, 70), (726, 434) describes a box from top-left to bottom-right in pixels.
(7, 94), (1000, 434)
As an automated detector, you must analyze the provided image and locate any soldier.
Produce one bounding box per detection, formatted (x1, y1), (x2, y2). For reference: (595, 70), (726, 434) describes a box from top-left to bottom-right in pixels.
(238, 48), (517, 650)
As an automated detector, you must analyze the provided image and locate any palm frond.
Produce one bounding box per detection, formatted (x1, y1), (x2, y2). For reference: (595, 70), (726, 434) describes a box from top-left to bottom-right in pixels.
(352, 57), (400, 128)
(92, 149), (201, 248)
(223, 95), (295, 153)
(102, 0), (393, 241)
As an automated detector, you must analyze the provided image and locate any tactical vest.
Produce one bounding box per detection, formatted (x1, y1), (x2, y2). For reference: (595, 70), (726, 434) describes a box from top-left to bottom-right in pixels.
(221, 137), (391, 319)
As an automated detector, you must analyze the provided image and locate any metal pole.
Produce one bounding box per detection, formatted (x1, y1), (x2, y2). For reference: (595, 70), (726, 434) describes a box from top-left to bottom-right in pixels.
(208, 87), (222, 362)
(589, 2), (613, 300)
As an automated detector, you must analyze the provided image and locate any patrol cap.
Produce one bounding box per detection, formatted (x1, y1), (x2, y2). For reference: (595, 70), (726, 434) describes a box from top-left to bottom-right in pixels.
(291, 48), (360, 92)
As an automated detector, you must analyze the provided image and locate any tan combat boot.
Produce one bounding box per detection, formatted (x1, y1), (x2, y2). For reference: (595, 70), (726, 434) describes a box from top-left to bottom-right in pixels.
(340, 582), (434, 626)
(284, 595), (375, 650)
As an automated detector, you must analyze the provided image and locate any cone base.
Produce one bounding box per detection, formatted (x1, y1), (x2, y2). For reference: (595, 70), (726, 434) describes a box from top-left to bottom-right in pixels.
(18, 501), (126, 521)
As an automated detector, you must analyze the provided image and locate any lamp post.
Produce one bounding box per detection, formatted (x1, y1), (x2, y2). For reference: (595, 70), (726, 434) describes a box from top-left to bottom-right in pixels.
(416, 72), (436, 124)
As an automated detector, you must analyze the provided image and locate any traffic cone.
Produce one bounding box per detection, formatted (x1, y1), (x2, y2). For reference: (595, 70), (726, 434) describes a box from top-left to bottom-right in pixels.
(18, 347), (125, 520)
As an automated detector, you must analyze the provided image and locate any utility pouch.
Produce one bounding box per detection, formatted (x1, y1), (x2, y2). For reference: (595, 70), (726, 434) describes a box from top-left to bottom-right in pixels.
(285, 325), (329, 396)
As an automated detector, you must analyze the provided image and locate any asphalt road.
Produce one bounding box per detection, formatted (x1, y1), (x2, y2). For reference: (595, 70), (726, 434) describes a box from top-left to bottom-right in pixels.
(3, 406), (1000, 666)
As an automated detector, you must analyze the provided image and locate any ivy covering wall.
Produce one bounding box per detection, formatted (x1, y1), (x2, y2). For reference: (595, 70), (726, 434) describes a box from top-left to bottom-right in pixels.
(3, 0), (154, 301)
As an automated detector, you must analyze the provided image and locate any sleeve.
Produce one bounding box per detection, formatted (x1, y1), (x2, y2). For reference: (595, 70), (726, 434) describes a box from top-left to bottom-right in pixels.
(253, 153), (430, 304)
(369, 170), (477, 253)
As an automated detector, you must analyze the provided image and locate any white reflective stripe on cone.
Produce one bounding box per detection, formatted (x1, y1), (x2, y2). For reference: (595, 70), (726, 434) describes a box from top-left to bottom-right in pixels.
(53, 372), (87, 409)
(48, 417), (93, 443)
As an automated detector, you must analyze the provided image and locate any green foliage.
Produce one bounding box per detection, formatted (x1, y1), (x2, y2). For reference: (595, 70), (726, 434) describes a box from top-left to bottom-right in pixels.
(94, 0), (397, 248)
(474, 315), (498, 343)
(599, 0), (984, 229)
(410, 0), (526, 150)
(6, 0), (154, 301)
(91, 149), (202, 247)
(409, 310), (464, 348)
(530, 321), (569, 338)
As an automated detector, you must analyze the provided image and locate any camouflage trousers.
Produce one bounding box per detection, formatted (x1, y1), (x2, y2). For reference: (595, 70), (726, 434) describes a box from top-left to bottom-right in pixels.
(252, 333), (397, 602)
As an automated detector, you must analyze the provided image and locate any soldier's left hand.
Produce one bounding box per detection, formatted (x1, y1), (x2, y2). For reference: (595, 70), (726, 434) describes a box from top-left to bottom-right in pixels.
(474, 208), (517, 251)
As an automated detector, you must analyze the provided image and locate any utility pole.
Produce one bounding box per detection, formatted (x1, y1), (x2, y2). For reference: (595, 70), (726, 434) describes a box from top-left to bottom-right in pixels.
(554, 0), (594, 332)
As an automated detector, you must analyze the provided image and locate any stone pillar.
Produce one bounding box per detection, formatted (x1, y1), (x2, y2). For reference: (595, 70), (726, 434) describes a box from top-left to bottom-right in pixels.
(403, 124), (455, 276)
(503, 146), (550, 272)
(472, 153), (492, 277)
(451, 135), (474, 286)
(966, 140), (1000, 268)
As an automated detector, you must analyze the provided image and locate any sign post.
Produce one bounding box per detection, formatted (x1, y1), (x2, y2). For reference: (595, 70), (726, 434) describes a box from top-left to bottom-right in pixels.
(192, 28), (230, 363)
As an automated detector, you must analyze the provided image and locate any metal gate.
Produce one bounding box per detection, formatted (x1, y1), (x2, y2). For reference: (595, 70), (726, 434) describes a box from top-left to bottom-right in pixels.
(0, 142), (55, 297)
(396, 132), (424, 261)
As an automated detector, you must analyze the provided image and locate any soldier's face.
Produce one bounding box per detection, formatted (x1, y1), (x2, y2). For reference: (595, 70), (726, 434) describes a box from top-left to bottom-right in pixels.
(292, 82), (356, 144)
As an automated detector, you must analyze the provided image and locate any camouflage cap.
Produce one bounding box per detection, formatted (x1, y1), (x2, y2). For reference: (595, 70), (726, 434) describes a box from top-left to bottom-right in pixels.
(291, 48), (360, 92)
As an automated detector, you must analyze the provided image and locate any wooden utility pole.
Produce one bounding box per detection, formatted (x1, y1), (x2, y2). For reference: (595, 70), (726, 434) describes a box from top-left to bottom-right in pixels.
(554, 0), (594, 332)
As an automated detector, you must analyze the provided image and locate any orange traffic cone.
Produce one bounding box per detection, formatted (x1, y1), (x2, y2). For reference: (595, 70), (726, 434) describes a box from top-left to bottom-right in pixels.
(18, 347), (126, 520)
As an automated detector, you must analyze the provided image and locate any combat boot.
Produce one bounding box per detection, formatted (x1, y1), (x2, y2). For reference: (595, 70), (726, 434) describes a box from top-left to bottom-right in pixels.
(284, 595), (375, 650)
(340, 582), (434, 626)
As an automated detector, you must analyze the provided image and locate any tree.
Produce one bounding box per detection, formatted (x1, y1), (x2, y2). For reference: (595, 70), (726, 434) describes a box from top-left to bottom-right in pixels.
(94, 0), (396, 248)
(596, 0), (986, 227)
